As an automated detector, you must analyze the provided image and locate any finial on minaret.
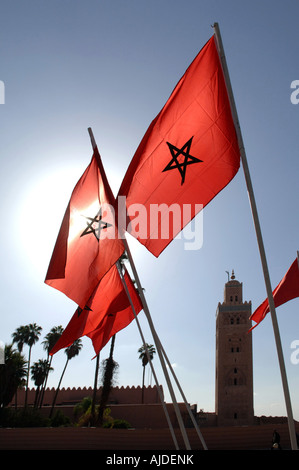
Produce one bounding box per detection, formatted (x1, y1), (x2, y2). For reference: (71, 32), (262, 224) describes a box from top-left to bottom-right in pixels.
(231, 270), (235, 280)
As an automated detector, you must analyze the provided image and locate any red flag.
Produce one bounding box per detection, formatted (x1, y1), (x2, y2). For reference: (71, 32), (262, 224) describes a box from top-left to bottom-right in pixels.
(45, 147), (124, 307)
(250, 256), (299, 330)
(87, 283), (139, 355)
(117, 36), (240, 257)
(49, 263), (143, 356)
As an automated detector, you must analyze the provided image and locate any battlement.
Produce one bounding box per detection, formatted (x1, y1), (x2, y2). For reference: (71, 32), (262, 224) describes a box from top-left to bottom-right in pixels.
(10, 385), (163, 407)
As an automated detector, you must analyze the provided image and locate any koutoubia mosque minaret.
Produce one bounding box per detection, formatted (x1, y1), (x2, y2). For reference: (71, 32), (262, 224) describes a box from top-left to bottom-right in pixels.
(215, 270), (254, 426)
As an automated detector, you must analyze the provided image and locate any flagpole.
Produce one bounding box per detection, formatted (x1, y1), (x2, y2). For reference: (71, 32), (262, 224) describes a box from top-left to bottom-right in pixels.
(121, 235), (192, 450)
(117, 259), (208, 451)
(87, 127), (190, 449)
(115, 261), (179, 450)
(158, 337), (208, 450)
(213, 22), (298, 450)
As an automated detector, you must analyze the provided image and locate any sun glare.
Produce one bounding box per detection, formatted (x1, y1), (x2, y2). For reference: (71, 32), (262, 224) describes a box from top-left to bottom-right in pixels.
(68, 201), (99, 243)
(18, 166), (84, 277)
(18, 161), (122, 278)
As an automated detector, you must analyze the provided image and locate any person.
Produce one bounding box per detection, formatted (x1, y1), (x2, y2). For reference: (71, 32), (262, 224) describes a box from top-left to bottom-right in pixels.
(271, 429), (281, 450)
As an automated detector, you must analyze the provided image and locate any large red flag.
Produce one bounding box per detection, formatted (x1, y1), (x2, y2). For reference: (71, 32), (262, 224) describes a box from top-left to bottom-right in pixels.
(250, 256), (299, 330)
(50, 263), (143, 356)
(45, 147), (124, 307)
(87, 293), (138, 355)
(117, 36), (240, 257)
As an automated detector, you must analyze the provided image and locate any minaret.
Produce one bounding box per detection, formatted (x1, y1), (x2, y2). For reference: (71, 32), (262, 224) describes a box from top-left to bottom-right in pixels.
(215, 271), (254, 426)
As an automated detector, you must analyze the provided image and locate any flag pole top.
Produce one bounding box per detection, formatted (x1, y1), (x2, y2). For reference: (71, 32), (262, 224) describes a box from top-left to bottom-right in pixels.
(88, 127), (96, 150)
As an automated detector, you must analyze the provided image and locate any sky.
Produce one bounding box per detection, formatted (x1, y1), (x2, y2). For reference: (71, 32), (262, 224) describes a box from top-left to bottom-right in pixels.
(1, 0), (299, 422)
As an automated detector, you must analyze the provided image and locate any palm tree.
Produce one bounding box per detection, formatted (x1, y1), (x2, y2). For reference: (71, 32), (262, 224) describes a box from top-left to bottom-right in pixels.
(12, 323), (42, 407)
(24, 323), (42, 407)
(49, 339), (82, 418)
(138, 343), (156, 403)
(11, 326), (28, 407)
(11, 326), (27, 353)
(39, 326), (63, 407)
(31, 359), (53, 408)
(97, 335), (119, 426)
(0, 344), (27, 408)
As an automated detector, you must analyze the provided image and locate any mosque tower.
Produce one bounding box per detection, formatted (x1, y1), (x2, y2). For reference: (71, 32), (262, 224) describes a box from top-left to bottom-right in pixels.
(215, 271), (254, 426)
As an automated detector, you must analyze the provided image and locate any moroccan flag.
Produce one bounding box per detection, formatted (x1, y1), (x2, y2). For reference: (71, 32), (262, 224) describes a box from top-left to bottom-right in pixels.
(49, 263), (143, 356)
(87, 293), (138, 355)
(45, 147), (124, 307)
(250, 255), (299, 330)
(117, 35), (240, 257)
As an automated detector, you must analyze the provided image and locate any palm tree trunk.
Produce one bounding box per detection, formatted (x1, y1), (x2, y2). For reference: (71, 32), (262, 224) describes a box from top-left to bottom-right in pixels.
(97, 335), (116, 426)
(49, 357), (69, 418)
(39, 356), (52, 408)
(91, 353), (100, 425)
(25, 346), (32, 408)
(141, 365), (145, 404)
(34, 386), (40, 408)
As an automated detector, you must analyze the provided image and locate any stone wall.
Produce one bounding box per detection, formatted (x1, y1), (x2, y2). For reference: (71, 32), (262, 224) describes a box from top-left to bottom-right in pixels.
(1, 423), (297, 450)
(10, 385), (163, 408)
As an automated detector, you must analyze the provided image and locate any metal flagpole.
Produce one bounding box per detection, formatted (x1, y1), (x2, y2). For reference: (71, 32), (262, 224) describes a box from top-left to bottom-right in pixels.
(87, 127), (189, 449)
(122, 235), (192, 450)
(117, 258), (208, 450)
(213, 22), (298, 450)
(115, 260), (179, 450)
(158, 338), (208, 450)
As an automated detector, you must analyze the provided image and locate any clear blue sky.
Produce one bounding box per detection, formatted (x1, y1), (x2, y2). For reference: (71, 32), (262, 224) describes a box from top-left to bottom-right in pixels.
(1, 0), (299, 421)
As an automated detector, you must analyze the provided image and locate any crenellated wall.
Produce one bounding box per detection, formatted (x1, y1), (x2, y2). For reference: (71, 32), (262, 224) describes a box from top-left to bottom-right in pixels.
(10, 385), (163, 407)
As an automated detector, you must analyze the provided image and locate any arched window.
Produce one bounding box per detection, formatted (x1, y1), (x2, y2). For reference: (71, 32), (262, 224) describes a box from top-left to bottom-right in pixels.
(225, 368), (246, 386)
